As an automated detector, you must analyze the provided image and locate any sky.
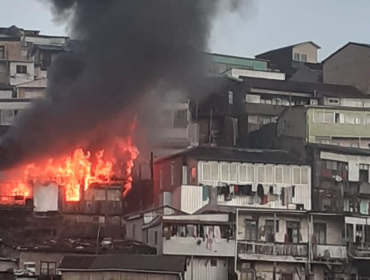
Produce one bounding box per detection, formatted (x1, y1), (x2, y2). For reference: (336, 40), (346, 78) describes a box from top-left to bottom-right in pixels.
(0, 0), (369, 61)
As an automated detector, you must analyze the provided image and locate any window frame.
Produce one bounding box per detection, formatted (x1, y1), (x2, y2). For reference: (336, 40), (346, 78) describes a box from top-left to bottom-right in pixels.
(16, 65), (27, 74)
(40, 261), (57, 276)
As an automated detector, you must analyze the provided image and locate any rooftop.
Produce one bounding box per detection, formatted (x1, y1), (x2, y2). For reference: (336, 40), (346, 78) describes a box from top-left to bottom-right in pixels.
(242, 76), (367, 98)
(59, 254), (186, 274)
(256, 41), (321, 58)
(323, 42), (370, 63)
(307, 143), (370, 157)
(155, 146), (306, 165)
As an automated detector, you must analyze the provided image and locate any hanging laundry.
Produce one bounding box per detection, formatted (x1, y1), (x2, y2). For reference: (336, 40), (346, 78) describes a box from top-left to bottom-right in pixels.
(246, 185), (252, 195)
(269, 186), (274, 195)
(262, 195), (268, 204)
(263, 185), (270, 194)
(230, 185), (235, 195)
(281, 188), (285, 206)
(234, 185), (239, 195)
(220, 186), (227, 195)
(210, 188), (218, 205)
(257, 184), (264, 198)
(275, 185), (282, 195)
(214, 226), (222, 244)
(202, 185), (209, 201)
(252, 183), (258, 192)
(216, 187), (222, 196)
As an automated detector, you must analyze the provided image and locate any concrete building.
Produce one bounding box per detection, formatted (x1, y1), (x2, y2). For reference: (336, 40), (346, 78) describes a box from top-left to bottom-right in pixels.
(243, 77), (368, 133)
(153, 146), (311, 214)
(323, 42), (370, 93)
(277, 105), (370, 149)
(256, 41), (322, 82)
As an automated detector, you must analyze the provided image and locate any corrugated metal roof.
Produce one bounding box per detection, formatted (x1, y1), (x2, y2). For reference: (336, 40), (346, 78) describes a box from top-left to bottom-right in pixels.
(59, 254), (186, 273)
(155, 146), (306, 165)
(242, 76), (367, 98)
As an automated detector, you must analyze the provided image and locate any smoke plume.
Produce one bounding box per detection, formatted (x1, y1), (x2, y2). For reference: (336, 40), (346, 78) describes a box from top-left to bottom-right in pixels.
(0, 0), (247, 169)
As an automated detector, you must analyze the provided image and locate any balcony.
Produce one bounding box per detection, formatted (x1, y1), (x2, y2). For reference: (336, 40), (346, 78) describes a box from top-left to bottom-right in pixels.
(238, 241), (308, 262)
(313, 244), (347, 261)
(349, 243), (370, 259)
(162, 236), (235, 257)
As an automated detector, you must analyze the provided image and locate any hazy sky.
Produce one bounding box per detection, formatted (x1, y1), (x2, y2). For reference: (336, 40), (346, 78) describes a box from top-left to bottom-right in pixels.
(0, 0), (369, 61)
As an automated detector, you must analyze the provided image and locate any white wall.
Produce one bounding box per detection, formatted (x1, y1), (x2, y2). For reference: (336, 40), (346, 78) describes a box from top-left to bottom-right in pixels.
(33, 182), (58, 212)
(0, 90), (13, 99)
(184, 258), (228, 280)
(125, 218), (144, 242)
(225, 68), (286, 80)
(9, 61), (35, 85)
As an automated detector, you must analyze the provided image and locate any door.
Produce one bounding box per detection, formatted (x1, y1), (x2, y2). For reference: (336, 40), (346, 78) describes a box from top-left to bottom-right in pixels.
(286, 221), (300, 243)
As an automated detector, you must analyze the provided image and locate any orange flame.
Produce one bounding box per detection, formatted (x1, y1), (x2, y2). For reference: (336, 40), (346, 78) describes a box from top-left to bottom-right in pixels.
(0, 137), (139, 202)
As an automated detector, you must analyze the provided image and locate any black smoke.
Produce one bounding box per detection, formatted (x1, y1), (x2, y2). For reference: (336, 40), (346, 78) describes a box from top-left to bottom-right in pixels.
(0, 0), (246, 169)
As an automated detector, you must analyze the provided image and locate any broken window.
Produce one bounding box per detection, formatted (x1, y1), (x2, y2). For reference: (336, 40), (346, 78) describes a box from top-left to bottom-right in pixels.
(16, 65), (27, 74)
(314, 223), (327, 244)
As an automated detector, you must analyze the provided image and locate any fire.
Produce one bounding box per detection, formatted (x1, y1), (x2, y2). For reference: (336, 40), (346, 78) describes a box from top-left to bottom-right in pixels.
(0, 137), (139, 202)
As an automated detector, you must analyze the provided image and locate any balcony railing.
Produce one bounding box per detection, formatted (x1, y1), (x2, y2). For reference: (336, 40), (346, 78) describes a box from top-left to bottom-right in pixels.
(349, 243), (370, 258)
(238, 241), (308, 257)
(313, 244), (347, 260)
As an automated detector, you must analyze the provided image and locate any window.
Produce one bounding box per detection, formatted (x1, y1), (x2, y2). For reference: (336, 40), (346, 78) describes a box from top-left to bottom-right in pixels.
(328, 98), (340, 105)
(246, 94), (260, 103)
(40, 262), (57, 276)
(0, 46), (4, 59)
(154, 230), (158, 245)
(221, 164), (230, 181)
(92, 216), (100, 223)
(203, 162), (219, 181)
(324, 112), (334, 123)
(265, 220), (279, 242)
(335, 113), (340, 123)
(241, 271), (255, 280)
(275, 167), (283, 184)
(173, 110), (188, 128)
(230, 164), (238, 182)
(314, 223), (327, 244)
(16, 65), (27, 74)
(316, 136), (331, 144)
(239, 165), (255, 183)
(0, 110), (17, 125)
(210, 259), (217, 267)
(286, 221), (300, 243)
(24, 262), (36, 273)
(325, 161), (338, 170)
(314, 111), (324, 123)
(228, 91), (233, 104)
(293, 53), (301, 61)
(293, 167), (301, 184)
(170, 162), (175, 186)
(244, 220), (258, 241)
(294, 53), (308, 62)
(257, 165), (273, 183)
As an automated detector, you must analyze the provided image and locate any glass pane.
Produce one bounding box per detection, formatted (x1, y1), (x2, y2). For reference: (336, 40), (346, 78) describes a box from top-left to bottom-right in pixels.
(247, 166), (255, 182)
(202, 163), (211, 181)
(239, 165), (247, 182)
(210, 162), (219, 181)
(266, 166), (273, 183)
(221, 164), (229, 181)
(257, 166), (265, 182)
(275, 167), (283, 184)
(293, 168), (301, 184)
(230, 164), (238, 182)
(301, 167), (308, 184)
(283, 167), (291, 184)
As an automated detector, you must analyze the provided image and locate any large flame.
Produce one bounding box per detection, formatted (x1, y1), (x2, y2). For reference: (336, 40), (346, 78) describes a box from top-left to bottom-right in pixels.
(0, 137), (139, 203)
